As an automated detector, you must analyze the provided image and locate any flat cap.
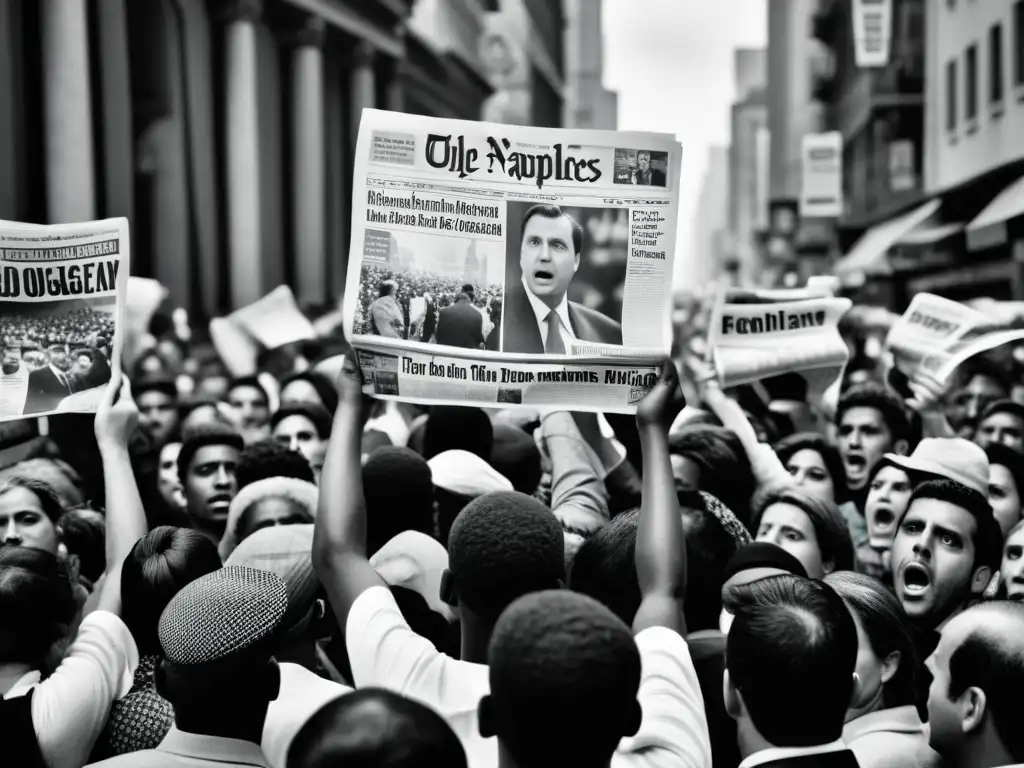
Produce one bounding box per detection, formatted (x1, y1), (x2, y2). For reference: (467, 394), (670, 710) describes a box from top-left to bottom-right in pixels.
(158, 565), (288, 666)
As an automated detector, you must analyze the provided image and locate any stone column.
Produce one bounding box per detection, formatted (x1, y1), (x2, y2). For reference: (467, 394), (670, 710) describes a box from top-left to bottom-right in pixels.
(41, 0), (95, 223)
(350, 42), (376, 146)
(224, 0), (263, 309)
(290, 17), (327, 305)
(387, 59), (405, 113)
(1012, 238), (1024, 302)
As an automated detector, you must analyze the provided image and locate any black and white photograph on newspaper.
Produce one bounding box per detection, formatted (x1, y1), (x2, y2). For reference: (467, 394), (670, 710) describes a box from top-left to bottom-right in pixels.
(501, 202), (628, 355)
(353, 227), (505, 351)
(612, 148), (669, 186)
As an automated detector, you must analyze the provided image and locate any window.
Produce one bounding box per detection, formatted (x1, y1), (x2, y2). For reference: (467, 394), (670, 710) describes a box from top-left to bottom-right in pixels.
(991, 24), (1005, 105)
(965, 44), (978, 124)
(947, 58), (958, 131)
(1015, 0), (1024, 87)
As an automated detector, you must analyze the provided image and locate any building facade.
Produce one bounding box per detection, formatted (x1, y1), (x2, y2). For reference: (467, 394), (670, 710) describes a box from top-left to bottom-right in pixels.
(693, 145), (731, 289)
(0, 0), (562, 318)
(562, 0), (616, 129)
(728, 48), (769, 286)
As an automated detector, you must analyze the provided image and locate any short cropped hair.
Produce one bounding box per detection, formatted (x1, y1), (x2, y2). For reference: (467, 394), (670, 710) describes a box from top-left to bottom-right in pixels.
(726, 575), (857, 746)
(378, 280), (398, 298)
(836, 382), (913, 448)
(569, 491), (741, 631)
(985, 443), (1024, 500)
(669, 425), (755, 528)
(177, 424), (244, 484)
(774, 432), (848, 496)
(947, 602), (1024, 763)
(520, 204), (583, 255)
(235, 439), (314, 491)
(287, 687), (467, 768)
(120, 526), (223, 655)
(901, 479), (1003, 574)
(487, 590), (641, 766)
(423, 406), (494, 462)
(825, 571), (918, 709)
(228, 375), (269, 406)
(752, 486), (855, 573)
(362, 447), (435, 555)
(447, 491), (564, 623)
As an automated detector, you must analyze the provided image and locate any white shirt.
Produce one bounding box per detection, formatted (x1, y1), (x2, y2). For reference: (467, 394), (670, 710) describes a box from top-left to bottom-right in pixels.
(738, 739), (848, 768)
(522, 277), (575, 353)
(261, 662), (350, 768)
(4, 610), (138, 768)
(0, 365), (29, 418)
(346, 587), (712, 768)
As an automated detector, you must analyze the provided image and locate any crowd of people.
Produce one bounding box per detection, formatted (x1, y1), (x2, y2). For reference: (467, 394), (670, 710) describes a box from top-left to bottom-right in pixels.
(0, 297), (1023, 768)
(0, 305), (116, 356)
(355, 265), (503, 348)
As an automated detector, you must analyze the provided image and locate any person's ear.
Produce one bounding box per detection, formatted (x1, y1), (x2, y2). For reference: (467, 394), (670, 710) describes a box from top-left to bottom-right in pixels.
(440, 568), (457, 607)
(723, 669), (742, 720)
(970, 565), (992, 597)
(823, 560), (836, 576)
(263, 658), (281, 702)
(880, 651), (901, 685)
(893, 438), (910, 456)
(573, 251), (580, 271)
(478, 694), (495, 738)
(960, 686), (987, 735)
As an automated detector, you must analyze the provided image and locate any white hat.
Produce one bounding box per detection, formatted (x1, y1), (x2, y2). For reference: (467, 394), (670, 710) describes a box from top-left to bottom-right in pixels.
(427, 449), (513, 497)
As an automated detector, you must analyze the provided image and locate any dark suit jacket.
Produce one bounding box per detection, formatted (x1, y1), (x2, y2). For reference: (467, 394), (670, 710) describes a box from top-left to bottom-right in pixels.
(24, 367), (71, 415)
(502, 283), (622, 354)
(751, 749), (861, 768)
(688, 630), (740, 768)
(435, 298), (485, 349)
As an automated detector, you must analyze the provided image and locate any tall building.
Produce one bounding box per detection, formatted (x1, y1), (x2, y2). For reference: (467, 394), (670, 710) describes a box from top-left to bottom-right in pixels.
(728, 48), (769, 286)
(916, 0), (1024, 300)
(562, 0), (617, 129)
(693, 145), (731, 289)
(0, 0), (537, 318)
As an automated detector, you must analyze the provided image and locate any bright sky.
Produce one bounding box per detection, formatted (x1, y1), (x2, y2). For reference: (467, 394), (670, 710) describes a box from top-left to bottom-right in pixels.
(602, 0), (767, 285)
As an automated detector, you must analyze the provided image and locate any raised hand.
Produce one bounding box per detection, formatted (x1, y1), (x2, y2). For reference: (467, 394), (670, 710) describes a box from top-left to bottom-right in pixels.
(635, 359), (686, 431)
(94, 371), (138, 448)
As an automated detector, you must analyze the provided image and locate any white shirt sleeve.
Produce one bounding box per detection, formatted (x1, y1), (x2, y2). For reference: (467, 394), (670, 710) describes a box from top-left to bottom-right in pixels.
(345, 586), (486, 714)
(32, 610), (139, 768)
(614, 626), (712, 768)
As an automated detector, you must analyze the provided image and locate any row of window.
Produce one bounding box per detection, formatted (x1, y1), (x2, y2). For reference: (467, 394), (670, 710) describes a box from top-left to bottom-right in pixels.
(945, 1), (1024, 133)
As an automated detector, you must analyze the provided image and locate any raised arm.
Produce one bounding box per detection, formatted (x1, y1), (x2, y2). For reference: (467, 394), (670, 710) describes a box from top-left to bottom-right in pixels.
(91, 372), (148, 615)
(312, 353), (386, 628)
(632, 360), (688, 636)
(538, 411), (610, 535)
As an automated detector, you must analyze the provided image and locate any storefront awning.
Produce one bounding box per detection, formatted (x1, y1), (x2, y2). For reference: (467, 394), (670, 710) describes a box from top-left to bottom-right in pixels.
(835, 199), (941, 287)
(966, 173), (1024, 252)
(896, 222), (963, 246)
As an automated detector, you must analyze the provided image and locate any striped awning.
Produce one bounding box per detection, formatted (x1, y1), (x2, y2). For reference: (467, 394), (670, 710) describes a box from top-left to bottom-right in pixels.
(966, 173), (1024, 252)
(835, 199), (941, 287)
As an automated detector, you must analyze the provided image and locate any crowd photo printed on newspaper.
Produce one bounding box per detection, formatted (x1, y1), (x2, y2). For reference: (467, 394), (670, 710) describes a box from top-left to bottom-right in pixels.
(342, 109), (682, 413)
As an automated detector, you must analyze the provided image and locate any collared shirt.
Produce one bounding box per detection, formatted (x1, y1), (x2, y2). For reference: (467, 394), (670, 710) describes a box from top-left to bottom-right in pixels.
(86, 727), (270, 767)
(738, 739), (848, 768)
(522, 277), (574, 353)
(0, 365), (29, 418)
(49, 364), (69, 390)
(842, 705), (939, 768)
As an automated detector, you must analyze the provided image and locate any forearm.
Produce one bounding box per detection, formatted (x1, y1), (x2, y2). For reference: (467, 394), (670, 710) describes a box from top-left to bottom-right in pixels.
(97, 442), (147, 571)
(636, 424), (685, 597)
(314, 403), (368, 562)
(541, 413), (609, 524)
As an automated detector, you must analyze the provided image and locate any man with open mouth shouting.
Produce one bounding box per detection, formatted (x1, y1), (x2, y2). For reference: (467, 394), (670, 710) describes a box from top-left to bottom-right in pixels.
(834, 382), (912, 518)
(889, 477), (1003, 714)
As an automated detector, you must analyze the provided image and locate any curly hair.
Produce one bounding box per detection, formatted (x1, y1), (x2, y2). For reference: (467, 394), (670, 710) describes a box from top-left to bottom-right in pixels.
(234, 439), (314, 490)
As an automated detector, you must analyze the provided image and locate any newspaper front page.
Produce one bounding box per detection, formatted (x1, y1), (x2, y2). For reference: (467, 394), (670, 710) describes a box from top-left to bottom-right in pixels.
(0, 218), (129, 421)
(708, 287), (853, 404)
(342, 110), (681, 413)
(886, 293), (1024, 382)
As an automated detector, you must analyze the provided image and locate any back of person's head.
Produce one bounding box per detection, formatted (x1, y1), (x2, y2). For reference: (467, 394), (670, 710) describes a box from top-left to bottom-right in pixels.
(937, 606), (1024, 765)
(825, 571), (918, 710)
(726, 575), (857, 747)
(752, 486), (856, 575)
(569, 491), (747, 630)
(287, 688), (467, 768)
(236, 439), (315, 490)
(56, 506), (106, 584)
(445, 491), (563, 623)
(177, 423), (245, 483)
(121, 526), (223, 656)
(903, 479), (1003, 575)
(423, 406), (493, 462)
(480, 590), (641, 768)
(836, 382), (913, 449)
(489, 423), (542, 495)
(362, 447), (434, 555)
(0, 547), (78, 665)
(669, 424), (755, 527)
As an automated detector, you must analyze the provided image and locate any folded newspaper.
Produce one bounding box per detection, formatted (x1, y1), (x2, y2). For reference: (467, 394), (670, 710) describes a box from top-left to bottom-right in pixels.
(707, 287), (853, 404)
(885, 293), (1024, 383)
(0, 218), (129, 422)
(341, 110), (681, 413)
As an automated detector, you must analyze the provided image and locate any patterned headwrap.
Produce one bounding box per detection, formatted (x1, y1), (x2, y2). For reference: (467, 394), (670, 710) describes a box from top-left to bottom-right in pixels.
(699, 491), (752, 548)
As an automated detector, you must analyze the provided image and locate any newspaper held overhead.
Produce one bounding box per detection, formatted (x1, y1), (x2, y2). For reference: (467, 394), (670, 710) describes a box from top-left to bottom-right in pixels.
(708, 287), (853, 405)
(885, 293), (1024, 384)
(343, 110), (682, 413)
(0, 218), (129, 422)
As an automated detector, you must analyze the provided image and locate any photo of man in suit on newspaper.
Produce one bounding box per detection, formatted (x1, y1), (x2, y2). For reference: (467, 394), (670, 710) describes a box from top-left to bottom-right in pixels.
(501, 204), (623, 355)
